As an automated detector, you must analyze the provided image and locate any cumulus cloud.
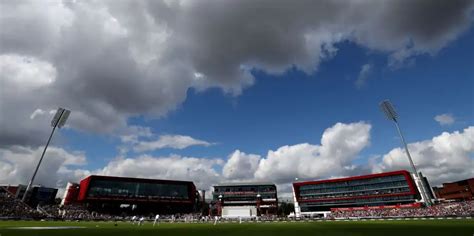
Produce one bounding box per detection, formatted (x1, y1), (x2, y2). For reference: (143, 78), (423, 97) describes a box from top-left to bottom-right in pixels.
(222, 150), (261, 180)
(93, 122), (371, 196)
(98, 154), (223, 192)
(372, 126), (474, 186)
(0, 146), (88, 188)
(254, 122), (372, 183)
(0, 145), (221, 194)
(133, 135), (214, 152)
(434, 113), (456, 126)
(1, 0), (473, 148)
(98, 122), (372, 197)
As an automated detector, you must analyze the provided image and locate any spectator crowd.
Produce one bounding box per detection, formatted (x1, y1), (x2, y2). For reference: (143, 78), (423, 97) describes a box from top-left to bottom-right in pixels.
(2, 186), (473, 221)
(0, 188), (43, 219)
(331, 201), (474, 218)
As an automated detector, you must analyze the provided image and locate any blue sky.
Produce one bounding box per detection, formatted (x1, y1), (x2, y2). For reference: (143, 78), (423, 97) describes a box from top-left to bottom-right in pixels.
(1, 0), (473, 193)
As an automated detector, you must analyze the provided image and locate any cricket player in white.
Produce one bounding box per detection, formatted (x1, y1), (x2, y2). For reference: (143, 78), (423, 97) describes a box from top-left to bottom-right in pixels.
(153, 214), (160, 227)
(138, 216), (145, 226)
(131, 216), (137, 225)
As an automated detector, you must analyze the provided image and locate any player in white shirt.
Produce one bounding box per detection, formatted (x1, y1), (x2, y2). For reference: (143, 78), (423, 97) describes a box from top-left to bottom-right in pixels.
(138, 216), (145, 226)
(153, 214), (160, 227)
(131, 216), (137, 225)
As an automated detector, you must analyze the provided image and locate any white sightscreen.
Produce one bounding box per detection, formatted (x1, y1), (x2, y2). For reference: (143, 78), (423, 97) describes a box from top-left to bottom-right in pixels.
(222, 206), (256, 218)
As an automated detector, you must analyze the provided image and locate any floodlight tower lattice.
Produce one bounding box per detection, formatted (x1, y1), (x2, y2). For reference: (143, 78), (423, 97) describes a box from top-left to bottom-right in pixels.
(379, 100), (432, 206)
(22, 108), (71, 202)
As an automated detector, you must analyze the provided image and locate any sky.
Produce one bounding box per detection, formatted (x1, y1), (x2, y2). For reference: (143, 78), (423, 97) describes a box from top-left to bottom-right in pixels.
(0, 0), (473, 198)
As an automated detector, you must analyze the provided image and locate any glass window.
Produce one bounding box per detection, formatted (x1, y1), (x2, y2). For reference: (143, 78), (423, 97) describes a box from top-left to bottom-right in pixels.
(87, 179), (189, 199)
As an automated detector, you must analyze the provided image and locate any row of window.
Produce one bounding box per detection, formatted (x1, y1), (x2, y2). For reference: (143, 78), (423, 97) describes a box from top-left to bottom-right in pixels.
(299, 187), (411, 200)
(213, 197), (261, 202)
(87, 180), (189, 199)
(212, 193), (277, 201)
(301, 194), (415, 207)
(299, 180), (410, 195)
(88, 193), (189, 200)
(214, 186), (276, 193)
(213, 192), (276, 197)
(299, 175), (408, 191)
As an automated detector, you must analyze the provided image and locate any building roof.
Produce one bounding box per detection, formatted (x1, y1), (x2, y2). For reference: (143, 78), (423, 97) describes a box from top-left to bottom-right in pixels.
(81, 175), (195, 185)
(0, 184), (50, 188)
(293, 170), (412, 187)
(443, 178), (474, 185)
(214, 182), (275, 187)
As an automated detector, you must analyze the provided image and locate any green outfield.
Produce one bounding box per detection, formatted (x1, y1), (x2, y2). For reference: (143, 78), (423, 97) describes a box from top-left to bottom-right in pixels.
(0, 220), (473, 236)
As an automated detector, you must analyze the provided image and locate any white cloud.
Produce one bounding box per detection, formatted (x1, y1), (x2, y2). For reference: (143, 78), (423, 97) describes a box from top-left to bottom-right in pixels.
(98, 122), (372, 196)
(0, 54), (56, 88)
(222, 150), (261, 180)
(133, 135), (213, 152)
(0, 146), (88, 189)
(372, 126), (474, 186)
(387, 47), (418, 69)
(29, 109), (46, 120)
(98, 154), (223, 192)
(119, 126), (153, 144)
(0, 145), (221, 197)
(434, 113), (455, 126)
(100, 122), (372, 197)
(254, 122), (372, 183)
(355, 63), (373, 88)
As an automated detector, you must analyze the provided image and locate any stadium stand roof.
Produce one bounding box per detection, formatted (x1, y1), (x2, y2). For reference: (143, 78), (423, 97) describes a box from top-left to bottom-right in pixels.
(214, 182), (275, 187)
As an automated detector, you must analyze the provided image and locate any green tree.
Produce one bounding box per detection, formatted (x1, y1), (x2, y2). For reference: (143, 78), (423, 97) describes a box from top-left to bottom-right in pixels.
(278, 202), (294, 216)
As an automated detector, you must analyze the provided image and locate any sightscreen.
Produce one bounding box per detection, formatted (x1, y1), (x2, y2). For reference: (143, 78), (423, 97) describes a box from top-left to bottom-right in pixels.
(222, 206), (256, 218)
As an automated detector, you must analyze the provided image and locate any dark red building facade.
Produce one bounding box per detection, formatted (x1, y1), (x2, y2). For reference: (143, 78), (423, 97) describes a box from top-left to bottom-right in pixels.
(433, 178), (474, 201)
(293, 170), (421, 214)
(72, 175), (198, 214)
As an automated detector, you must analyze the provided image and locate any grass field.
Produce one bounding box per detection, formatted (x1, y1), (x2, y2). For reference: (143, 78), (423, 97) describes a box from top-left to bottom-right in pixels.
(0, 220), (473, 236)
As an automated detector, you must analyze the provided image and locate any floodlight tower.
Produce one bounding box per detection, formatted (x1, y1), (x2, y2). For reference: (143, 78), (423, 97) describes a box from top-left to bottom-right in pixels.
(379, 100), (432, 206)
(22, 108), (71, 202)
(292, 177), (301, 218)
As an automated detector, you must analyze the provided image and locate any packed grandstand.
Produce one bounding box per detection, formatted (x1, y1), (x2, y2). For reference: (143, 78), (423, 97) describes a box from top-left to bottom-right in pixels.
(1, 170), (473, 222)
